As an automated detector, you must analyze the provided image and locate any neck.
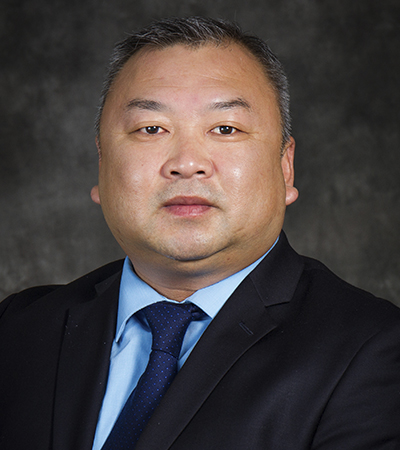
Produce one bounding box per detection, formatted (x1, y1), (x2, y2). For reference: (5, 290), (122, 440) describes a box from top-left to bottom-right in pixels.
(125, 234), (280, 301)
(132, 262), (238, 302)
(128, 248), (274, 302)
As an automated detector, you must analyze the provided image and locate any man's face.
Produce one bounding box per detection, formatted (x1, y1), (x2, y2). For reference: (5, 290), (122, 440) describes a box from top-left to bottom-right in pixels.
(92, 43), (297, 280)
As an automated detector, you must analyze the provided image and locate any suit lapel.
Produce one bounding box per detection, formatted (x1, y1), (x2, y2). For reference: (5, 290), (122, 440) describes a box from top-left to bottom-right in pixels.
(136, 232), (304, 450)
(52, 272), (121, 450)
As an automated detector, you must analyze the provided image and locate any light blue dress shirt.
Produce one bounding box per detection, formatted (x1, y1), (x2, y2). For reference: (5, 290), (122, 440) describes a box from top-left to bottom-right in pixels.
(92, 239), (277, 450)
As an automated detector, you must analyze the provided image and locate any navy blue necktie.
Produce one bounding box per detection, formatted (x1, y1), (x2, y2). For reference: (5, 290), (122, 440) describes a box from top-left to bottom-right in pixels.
(101, 301), (202, 449)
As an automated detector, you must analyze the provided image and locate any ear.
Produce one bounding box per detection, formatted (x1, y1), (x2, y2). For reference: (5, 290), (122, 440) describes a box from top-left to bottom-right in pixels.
(281, 137), (299, 206)
(90, 137), (102, 205)
(90, 185), (101, 204)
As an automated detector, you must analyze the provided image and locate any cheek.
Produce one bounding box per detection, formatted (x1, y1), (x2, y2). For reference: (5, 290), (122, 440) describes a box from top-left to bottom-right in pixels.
(221, 153), (286, 220)
(100, 149), (160, 197)
(222, 151), (280, 194)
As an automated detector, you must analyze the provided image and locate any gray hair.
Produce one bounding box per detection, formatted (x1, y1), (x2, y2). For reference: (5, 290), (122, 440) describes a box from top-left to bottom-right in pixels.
(95, 16), (291, 147)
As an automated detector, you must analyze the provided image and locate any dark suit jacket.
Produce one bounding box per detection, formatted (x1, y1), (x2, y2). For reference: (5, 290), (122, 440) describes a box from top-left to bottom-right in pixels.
(1, 233), (400, 450)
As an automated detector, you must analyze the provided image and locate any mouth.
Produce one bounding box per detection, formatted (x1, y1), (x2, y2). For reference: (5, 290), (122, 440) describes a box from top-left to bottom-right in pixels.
(163, 196), (214, 217)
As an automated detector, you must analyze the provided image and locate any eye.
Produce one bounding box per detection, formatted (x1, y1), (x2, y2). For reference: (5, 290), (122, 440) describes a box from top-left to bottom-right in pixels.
(140, 126), (163, 134)
(212, 126), (238, 135)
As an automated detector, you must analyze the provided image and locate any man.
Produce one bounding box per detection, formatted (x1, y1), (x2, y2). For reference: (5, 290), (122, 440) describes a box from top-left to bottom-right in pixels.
(1, 16), (399, 450)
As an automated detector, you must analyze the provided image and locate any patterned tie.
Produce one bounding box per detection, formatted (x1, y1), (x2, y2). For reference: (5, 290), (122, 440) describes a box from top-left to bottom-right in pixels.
(101, 301), (202, 450)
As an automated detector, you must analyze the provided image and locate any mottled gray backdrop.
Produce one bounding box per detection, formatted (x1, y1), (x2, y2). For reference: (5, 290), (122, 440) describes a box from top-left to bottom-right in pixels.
(1, 0), (399, 306)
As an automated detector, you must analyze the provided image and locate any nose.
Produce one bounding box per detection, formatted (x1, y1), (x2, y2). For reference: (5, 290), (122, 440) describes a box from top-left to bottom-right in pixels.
(161, 140), (214, 179)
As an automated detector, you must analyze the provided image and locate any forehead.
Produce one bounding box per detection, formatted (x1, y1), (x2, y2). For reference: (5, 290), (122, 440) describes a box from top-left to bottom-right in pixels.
(107, 43), (278, 108)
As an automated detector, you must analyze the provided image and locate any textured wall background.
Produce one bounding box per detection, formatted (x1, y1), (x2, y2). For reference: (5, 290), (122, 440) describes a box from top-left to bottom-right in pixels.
(1, 0), (399, 306)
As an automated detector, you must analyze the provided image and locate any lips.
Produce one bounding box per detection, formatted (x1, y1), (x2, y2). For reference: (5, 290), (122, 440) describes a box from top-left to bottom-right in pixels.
(164, 196), (212, 206)
(163, 196), (214, 216)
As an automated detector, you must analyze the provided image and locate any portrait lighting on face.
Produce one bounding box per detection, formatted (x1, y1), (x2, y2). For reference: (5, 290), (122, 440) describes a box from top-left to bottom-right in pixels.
(91, 41), (297, 299)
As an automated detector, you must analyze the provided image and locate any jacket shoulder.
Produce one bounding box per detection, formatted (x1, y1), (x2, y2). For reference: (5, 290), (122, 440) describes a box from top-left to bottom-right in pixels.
(297, 255), (400, 329)
(0, 259), (124, 319)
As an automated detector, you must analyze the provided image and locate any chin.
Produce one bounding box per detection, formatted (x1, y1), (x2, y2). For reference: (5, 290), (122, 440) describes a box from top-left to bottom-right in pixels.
(162, 247), (214, 262)
(165, 253), (210, 263)
(158, 239), (224, 264)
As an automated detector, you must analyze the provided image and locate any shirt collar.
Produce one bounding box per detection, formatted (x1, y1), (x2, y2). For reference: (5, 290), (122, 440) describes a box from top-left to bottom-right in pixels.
(116, 237), (279, 342)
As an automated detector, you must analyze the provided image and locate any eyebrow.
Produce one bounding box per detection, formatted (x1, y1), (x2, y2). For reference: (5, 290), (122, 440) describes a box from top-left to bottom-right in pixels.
(124, 97), (252, 113)
(125, 99), (167, 112)
(209, 98), (252, 111)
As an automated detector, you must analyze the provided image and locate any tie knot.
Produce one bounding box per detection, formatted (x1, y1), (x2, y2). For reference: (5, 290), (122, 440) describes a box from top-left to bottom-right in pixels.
(143, 301), (202, 358)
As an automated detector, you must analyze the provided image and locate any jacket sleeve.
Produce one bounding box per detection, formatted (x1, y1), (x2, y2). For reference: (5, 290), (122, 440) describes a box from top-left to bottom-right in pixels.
(312, 320), (400, 449)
